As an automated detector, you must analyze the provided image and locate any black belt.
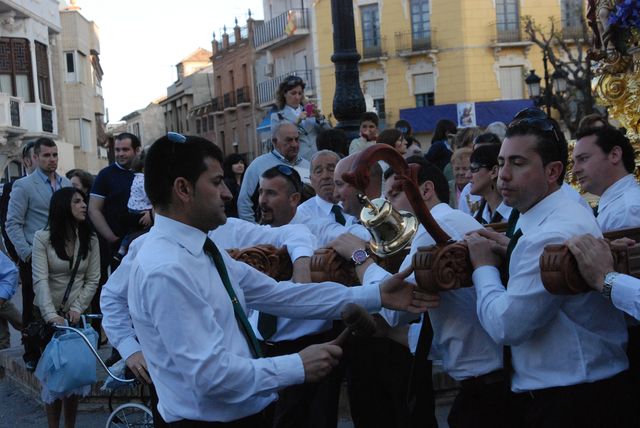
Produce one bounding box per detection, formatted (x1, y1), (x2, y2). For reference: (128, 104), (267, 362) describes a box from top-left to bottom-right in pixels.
(459, 370), (505, 390)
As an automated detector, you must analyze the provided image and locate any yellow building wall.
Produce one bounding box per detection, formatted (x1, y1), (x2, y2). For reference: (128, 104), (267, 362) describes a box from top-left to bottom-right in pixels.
(313, 0), (567, 126)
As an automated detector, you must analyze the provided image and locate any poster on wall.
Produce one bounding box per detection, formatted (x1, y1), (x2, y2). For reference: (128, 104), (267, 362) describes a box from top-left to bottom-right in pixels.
(457, 102), (477, 128)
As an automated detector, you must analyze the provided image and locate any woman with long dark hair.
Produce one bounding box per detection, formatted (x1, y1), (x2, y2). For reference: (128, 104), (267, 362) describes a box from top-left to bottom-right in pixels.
(466, 144), (511, 224)
(223, 153), (245, 218)
(32, 187), (99, 428)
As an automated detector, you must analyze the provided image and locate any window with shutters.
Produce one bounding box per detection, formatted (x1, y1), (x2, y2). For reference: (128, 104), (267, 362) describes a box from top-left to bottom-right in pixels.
(0, 38), (34, 102)
(414, 73), (435, 107)
(561, 0), (583, 39)
(496, 0), (520, 42)
(35, 42), (51, 105)
(499, 66), (524, 100)
(411, 0), (431, 50)
(360, 4), (381, 58)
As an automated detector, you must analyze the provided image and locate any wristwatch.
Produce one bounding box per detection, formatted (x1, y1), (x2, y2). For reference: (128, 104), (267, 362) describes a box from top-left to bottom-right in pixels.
(602, 272), (619, 300)
(351, 248), (370, 266)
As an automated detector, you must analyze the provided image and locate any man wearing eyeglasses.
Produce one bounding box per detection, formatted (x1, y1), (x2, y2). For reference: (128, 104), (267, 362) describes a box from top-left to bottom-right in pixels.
(465, 112), (633, 426)
(238, 122), (311, 223)
(126, 134), (431, 427)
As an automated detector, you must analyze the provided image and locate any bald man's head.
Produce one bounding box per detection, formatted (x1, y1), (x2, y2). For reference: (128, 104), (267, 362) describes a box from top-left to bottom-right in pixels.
(333, 154), (382, 217)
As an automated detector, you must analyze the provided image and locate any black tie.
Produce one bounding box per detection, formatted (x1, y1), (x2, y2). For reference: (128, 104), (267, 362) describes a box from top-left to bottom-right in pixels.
(203, 238), (263, 358)
(506, 209), (520, 239)
(503, 227), (523, 384)
(331, 204), (346, 226)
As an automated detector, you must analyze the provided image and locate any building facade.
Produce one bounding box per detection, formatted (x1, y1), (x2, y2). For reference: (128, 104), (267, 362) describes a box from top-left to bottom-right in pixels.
(312, 0), (583, 134)
(58, 2), (108, 174)
(160, 48), (213, 136)
(121, 97), (165, 147)
(0, 0), (63, 181)
(211, 18), (263, 161)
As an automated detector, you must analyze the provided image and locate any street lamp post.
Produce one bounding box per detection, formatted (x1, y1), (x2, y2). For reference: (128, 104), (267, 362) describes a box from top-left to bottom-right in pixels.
(525, 52), (568, 117)
(330, 0), (366, 142)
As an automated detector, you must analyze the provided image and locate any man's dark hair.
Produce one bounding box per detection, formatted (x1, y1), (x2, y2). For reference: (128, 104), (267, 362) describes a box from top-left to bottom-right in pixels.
(33, 137), (56, 155)
(385, 156), (450, 205)
(360, 112), (379, 127)
(145, 135), (223, 209)
(473, 132), (501, 147)
(506, 110), (568, 184)
(116, 132), (142, 150)
(65, 169), (95, 192)
(260, 165), (302, 196)
(316, 129), (348, 157)
(576, 125), (636, 173)
(22, 140), (36, 158)
(577, 113), (607, 134)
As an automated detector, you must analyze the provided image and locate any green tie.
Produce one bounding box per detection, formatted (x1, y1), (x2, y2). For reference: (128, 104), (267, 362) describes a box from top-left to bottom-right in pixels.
(505, 228), (523, 268)
(331, 204), (347, 226)
(506, 209), (520, 239)
(257, 312), (278, 341)
(203, 238), (263, 358)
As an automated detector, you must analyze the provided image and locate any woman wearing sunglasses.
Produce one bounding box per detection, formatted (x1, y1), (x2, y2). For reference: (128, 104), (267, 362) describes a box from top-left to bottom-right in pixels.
(271, 75), (331, 161)
(466, 144), (512, 225)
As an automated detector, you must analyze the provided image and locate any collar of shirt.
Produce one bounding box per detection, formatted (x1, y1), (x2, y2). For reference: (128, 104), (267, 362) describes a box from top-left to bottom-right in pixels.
(284, 105), (303, 115)
(518, 188), (563, 235)
(115, 162), (130, 171)
(271, 149), (302, 166)
(35, 168), (62, 188)
(154, 214), (208, 258)
(431, 202), (454, 219)
(486, 201), (512, 222)
(598, 174), (636, 214)
(314, 195), (336, 216)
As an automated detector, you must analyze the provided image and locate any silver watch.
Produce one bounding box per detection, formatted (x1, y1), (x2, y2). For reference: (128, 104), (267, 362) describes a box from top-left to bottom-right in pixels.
(351, 248), (370, 266)
(602, 272), (619, 300)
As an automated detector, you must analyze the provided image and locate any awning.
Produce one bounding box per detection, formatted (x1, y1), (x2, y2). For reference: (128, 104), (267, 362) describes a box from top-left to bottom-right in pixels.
(257, 108), (278, 133)
(400, 99), (535, 133)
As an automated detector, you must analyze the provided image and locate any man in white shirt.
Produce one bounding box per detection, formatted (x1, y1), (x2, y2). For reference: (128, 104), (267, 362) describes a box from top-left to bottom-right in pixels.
(298, 150), (359, 227)
(333, 153), (383, 220)
(128, 133), (430, 426)
(330, 159), (506, 428)
(572, 125), (640, 232)
(466, 114), (632, 427)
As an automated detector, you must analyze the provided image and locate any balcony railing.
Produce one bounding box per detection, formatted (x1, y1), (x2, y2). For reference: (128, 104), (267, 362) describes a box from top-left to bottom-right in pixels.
(254, 9), (309, 49)
(356, 36), (387, 59)
(495, 25), (523, 43)
(395, 30), (434, 54)
(223, 92), (236, 109)
(257, 69), (314, 106)
(0, 94), (25, 129)
(236, 86), (251, 104)
(211, 97), (223, 112)
(41, 107), (53, 133)
(562, 25), (584, 40)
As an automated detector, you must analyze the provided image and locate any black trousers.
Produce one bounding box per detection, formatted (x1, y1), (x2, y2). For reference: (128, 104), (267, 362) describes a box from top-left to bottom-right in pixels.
(165, 406), (273, 428)
(260, 331), (341, 428)
(18, 259), (39, 363)
(345, 337), (412, 428)
(512, 371), (634, 428)
(448, 375), (511, 428)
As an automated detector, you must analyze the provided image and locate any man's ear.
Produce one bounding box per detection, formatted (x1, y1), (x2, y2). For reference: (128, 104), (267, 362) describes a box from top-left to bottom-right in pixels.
(545, 160), (564, 185)
(290, 192), (301, 206)
(173, 177), (193, 204)
(421, 180), (435, 199)
(608, 145), (623, 166)
(490, 165), (499, 180)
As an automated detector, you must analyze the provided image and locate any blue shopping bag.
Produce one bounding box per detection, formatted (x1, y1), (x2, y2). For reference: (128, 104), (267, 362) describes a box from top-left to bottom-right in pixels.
(35, 317), (99, 394)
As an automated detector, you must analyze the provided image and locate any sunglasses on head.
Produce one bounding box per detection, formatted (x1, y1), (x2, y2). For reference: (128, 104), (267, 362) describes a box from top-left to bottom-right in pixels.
(283, 75), (304, 88)
(276, 164), (302, 193)
(508, 116), (562, 145)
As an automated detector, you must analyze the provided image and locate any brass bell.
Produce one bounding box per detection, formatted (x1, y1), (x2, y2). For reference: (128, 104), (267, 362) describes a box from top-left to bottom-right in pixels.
(358, 194), (419, 257)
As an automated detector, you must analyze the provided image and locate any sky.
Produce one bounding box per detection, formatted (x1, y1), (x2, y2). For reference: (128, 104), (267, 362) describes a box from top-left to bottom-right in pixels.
(73, 0), (264, 122)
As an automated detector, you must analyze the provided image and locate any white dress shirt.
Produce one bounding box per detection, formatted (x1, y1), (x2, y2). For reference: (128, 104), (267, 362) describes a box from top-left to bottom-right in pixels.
(297, 195), (359, 227)
(248, 210), (370, 342)
(128, 214), (381, 423)
(477, 201), (512, 224)
(457, 183), (481, 215)
(561, 182), (592, 212)
(596, 174), (640, 232)
(472, 189), (628, 392)
(102, 217), (315, 361)
(612, 274), (640, 321)
(363, 203), (502, 381)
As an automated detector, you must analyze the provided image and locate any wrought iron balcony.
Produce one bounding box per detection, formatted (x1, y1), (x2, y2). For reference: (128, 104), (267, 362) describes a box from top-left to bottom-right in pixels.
(256, 69), (314, 106)
(41, 106), (54, 133)
(236, 87), (251, 105)
(223, 92), (236, 109)
(356, 36), (387, 60)
(253, 9), (310, 50)
(495, 25), (523, 43)
(395, 30), (435, 55)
